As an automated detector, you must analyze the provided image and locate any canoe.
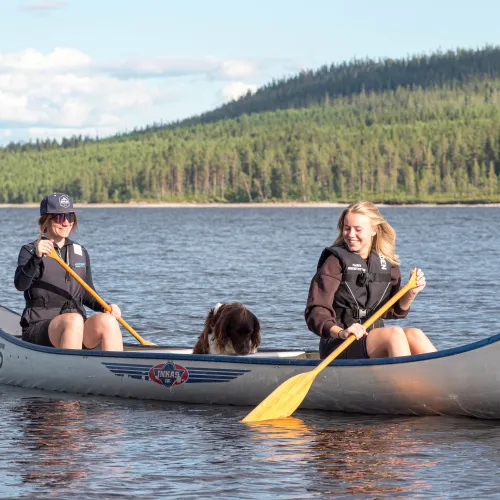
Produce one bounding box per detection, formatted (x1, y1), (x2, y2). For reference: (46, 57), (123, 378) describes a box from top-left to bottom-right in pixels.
(1, 305), (500, 419)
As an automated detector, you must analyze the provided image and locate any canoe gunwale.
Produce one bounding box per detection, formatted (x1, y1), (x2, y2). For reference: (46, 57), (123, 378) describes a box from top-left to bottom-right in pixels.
(1, 325), (499, 367)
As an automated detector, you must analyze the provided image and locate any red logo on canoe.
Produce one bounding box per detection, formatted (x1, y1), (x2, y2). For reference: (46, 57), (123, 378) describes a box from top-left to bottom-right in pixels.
(148, 362), (189, 388)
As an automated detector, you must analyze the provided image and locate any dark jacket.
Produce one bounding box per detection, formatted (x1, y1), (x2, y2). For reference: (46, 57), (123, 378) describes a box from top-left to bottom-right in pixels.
(305, 244), (409, 339)
(14, 237), (103, 331)
(318, 244), (393, 330)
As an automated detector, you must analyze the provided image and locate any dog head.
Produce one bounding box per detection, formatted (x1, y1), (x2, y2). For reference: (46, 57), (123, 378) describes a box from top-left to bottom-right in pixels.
(206, 302), (261, 355)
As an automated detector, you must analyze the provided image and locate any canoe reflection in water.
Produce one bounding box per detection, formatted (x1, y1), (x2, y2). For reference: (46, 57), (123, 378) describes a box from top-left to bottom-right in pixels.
(10, 398), (125, 487)
(248, 416), (438, 497)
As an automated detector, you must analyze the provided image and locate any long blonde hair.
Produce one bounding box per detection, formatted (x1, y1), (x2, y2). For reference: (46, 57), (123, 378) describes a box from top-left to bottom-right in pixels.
(334, 201), (399, 265)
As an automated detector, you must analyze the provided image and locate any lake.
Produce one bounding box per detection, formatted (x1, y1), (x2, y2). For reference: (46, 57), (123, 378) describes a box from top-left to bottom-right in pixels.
(1, 206), (500, 498)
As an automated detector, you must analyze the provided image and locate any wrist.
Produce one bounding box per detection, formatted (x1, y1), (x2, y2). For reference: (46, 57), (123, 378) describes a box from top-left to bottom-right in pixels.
(337, 329), (346, 340)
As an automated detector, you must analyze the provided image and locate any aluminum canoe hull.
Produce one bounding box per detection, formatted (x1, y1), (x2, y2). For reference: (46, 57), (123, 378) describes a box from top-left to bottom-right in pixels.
(1, 305), (499, 419)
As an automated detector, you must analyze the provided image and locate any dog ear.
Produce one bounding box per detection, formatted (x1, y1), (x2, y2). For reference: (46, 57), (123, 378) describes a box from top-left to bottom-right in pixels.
(250, 313), (261, 348)
(194, 307), (218, 354)
(205, 307), (218, 329)
(192, 336), (206, 354)
(194, 304), (229, 355)
(212, 315), (228, 354)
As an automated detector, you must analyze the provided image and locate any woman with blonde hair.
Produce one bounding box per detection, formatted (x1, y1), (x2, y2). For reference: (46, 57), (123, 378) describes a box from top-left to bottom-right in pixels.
(305, 201), (436, 359)
(14, 193), (123, 351)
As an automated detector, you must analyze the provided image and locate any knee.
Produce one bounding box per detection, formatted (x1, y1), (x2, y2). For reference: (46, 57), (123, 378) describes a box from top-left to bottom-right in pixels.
(405, 328), (425, 343)
(386, 326), (407, 345)
(93, 313), (119, 330)
(61, 313), (84, 330)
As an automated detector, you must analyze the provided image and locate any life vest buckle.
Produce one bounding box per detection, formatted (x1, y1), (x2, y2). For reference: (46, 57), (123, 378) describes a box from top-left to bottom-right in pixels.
(353, 308), (367, 320)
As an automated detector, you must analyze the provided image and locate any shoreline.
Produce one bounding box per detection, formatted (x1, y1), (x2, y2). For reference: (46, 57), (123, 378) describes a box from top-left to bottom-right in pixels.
(1, 201), (500, 208)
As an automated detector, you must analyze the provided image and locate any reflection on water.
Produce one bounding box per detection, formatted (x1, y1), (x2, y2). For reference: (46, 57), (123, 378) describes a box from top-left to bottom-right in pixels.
(248, 416), (437, 497)
(1, 390), (500, 498)
(308, 422), (435, 496)
(248, 417), (312, 463)
(12, 399), (90, 486)
(10, 396), (125, 491)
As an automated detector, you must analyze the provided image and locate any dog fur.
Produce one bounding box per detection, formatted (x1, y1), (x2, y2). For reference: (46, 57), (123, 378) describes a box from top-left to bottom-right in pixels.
(193, 302), (261, 355)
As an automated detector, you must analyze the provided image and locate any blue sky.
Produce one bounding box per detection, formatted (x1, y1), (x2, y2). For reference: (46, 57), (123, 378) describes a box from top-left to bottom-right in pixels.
(1, 0), (499, 145)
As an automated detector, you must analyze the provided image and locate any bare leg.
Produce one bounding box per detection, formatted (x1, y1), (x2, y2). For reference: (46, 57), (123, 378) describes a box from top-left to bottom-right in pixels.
(366, 326), (412, 358)
(48, 313), (84, 349)
(83, 313), (123, 351)
(403, 328), (437, 354)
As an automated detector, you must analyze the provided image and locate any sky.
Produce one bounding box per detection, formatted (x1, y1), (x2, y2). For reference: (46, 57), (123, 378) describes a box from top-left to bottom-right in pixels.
(1, 0), (500, 145)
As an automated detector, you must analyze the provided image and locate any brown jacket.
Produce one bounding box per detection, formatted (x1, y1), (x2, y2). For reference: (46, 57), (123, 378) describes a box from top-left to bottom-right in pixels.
(305, 253), (409, 338)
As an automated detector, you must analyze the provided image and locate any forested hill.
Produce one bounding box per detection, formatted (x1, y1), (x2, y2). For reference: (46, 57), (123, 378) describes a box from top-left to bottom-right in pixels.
(2, 78), (500, 204)
(146, 46), (500, 132)
(1, 47), (500, 204)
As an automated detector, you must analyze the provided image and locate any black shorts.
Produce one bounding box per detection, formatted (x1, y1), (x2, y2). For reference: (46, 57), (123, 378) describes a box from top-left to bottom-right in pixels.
(22, 318), (91, 349)
(319, 335), (369, 360)
(22, 319), (54, 347)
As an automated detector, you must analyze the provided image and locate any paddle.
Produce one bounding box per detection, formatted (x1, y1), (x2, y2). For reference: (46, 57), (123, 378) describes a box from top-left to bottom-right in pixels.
(46, 247), (156, 346)
(241, 272), (419, 423)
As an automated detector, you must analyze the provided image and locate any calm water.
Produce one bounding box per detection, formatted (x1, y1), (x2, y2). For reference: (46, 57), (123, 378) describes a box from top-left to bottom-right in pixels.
(1, 206), (500, 498)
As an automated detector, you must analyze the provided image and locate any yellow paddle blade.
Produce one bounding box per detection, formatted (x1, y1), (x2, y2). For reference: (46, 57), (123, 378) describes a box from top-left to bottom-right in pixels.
(242, 336), (356, 424)
(241, 371), (317, 423)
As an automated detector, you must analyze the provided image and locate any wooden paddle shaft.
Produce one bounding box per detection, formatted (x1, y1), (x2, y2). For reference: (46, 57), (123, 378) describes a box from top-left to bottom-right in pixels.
(313, 273), (418, 374)
(47, 248), (154, 346)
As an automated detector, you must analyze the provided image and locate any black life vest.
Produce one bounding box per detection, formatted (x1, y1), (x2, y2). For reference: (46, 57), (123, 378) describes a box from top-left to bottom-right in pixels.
(317, 244), (393, 330)
(20, 238), (90, 330)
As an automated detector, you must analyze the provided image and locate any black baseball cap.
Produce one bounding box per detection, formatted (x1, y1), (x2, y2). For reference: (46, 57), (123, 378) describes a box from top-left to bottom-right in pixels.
(40, 193), (75, 215)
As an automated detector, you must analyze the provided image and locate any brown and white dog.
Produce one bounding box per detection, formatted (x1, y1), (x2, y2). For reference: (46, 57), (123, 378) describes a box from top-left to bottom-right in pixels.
(193, 302), (261, 355)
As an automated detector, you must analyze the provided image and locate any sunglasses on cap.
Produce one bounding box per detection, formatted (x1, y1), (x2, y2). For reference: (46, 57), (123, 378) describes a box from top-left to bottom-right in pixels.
(51, 212), (76, 224)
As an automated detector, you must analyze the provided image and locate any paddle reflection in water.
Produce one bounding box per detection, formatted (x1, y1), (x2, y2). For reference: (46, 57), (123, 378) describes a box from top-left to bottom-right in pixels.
(10, 397), (125, 488)
(248, 415), (437, 497)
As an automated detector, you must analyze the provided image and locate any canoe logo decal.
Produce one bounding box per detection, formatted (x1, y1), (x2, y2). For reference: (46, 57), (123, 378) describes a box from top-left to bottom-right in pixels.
(102, 361), (250, 387)
(148, 362), (188, 388)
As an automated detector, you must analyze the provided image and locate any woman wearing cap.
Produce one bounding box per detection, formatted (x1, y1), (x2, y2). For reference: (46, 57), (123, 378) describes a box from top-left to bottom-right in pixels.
(305, 201), (436, 359)
(14, 193), (123, 351)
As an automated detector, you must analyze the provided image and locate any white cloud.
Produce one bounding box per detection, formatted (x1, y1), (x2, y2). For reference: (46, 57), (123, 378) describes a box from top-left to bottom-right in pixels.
(0, 49), (265, 80)
(0, 91), (34, 122)
(20, 1), (67, 12)
(0, 48), (92, 72)
(105, 55), (263, 81)
(0, 49), (185, 141)
(0, 129), (12, 138)
(221, 82), (257, 102)
(217, 61), (258, 79)
(0, 48), (286, 145)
